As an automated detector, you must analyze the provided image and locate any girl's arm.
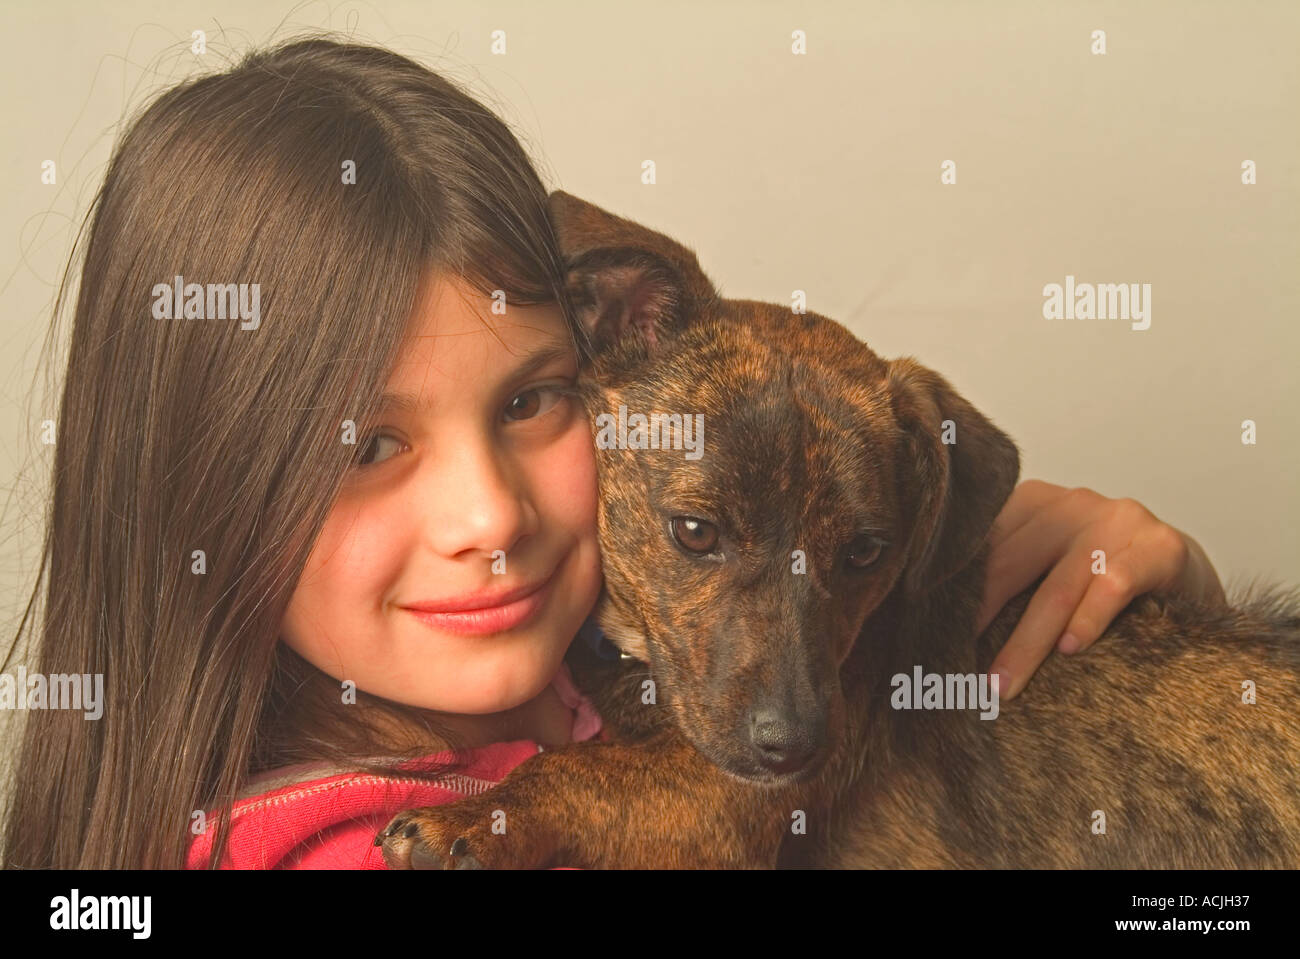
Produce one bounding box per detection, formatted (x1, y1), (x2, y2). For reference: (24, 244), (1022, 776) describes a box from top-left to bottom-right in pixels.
(979, 479), (1229, 700)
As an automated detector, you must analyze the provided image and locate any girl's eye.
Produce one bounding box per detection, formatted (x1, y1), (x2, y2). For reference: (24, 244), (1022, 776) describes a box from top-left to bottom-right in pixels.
(355, 432), (405, 468)
(503, 386), (569, 423)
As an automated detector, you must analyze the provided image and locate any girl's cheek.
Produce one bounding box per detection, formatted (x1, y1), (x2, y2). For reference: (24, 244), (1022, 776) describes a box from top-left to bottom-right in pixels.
(295, 498), (407, 611)
(282, 499), (406, 672)
(543, 416), (600, 532)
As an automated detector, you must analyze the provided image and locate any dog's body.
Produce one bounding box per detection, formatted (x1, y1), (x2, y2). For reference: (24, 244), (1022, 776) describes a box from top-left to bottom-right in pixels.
(564, 575), (1300, 869)
(380, 193), (1300, 869)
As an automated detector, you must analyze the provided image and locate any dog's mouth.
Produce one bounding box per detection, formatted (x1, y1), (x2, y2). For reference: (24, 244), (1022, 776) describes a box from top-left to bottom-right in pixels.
(657, 673), (841, 785)
(596, 609), (842, 783)
(683, 719), (835, 786)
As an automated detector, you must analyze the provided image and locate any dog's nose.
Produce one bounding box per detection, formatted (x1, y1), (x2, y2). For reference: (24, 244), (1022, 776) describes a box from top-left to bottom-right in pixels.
(748, 708), (819, 774)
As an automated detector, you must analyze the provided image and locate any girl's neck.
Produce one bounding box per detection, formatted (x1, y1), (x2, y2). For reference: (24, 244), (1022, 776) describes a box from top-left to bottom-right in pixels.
(363, 681), (574, 755)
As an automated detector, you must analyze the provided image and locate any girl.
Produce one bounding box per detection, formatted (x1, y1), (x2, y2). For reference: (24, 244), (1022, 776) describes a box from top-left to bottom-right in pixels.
(1, 37), (1226, 870)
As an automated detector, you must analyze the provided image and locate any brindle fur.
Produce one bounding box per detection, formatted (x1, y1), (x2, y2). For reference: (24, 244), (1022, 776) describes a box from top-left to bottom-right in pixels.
(380, 192), (1300, 869)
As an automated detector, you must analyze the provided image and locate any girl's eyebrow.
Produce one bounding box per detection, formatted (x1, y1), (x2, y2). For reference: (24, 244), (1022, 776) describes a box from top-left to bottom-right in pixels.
(378, 341), (576, 414)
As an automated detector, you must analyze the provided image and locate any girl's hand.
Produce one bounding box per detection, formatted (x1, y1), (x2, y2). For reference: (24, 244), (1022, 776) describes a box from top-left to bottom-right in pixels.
(977, 479), (1228, 701)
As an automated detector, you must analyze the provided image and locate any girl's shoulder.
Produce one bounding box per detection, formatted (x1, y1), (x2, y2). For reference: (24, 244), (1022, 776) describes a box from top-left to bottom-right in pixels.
(186, 739), (543, 869)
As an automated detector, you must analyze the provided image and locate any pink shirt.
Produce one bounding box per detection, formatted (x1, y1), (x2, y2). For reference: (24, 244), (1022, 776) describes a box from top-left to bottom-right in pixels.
(186, 662), (603, 869)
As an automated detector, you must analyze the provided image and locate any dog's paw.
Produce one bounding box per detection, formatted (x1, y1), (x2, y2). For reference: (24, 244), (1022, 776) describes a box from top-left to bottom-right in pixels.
(376, 806), (491, 870)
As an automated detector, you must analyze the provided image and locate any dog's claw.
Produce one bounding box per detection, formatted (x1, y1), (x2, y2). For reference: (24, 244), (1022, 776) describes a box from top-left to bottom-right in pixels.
(400, 833), (483, 870)
(378, 808), (496, 869)
(450, 838), (483, 870)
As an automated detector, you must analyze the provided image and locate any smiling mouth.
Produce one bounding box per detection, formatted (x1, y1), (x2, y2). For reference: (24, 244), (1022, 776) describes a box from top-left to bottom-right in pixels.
(399, 568), (558, 636)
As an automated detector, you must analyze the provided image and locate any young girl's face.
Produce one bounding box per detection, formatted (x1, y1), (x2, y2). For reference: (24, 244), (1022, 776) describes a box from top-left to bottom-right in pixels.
(280, 273), (603, 719)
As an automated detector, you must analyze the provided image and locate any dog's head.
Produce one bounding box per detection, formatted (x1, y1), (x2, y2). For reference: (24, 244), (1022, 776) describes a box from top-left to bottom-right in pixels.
(550, 191), (1020, 783)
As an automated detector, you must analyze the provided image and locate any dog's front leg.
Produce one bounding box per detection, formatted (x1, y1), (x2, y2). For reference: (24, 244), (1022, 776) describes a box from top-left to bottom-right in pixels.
(378, 730), (790, 869)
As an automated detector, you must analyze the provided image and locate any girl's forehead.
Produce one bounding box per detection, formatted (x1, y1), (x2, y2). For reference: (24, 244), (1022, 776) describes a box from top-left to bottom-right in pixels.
(406, 273), (567, 342)
(384, 276), (573, 398)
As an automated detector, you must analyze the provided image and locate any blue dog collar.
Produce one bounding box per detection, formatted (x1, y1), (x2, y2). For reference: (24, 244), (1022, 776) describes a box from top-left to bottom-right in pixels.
(577, 617), (625, 662)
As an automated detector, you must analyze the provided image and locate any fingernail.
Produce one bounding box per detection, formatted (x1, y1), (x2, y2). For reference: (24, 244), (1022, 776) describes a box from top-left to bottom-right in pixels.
(1057, 633), (1081, 655)
(991, 669), (1013, 699)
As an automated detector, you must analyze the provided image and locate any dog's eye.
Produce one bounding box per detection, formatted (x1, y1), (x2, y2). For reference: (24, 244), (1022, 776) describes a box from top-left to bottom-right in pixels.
(669, 516), (719, 555)
(844, 534), (886, 569)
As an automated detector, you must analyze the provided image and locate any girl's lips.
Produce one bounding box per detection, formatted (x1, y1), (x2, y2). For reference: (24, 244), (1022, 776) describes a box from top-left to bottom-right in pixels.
(401, 569), (557, 636)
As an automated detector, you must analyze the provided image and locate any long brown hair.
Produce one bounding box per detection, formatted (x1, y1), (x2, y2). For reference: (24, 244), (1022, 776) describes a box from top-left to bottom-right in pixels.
(2, 36), (589, 869)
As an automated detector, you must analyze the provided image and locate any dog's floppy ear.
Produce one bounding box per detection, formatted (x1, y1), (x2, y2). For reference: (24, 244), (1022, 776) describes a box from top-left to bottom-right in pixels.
(887, 357), (1021, 598)
(547, 190), (717, 354)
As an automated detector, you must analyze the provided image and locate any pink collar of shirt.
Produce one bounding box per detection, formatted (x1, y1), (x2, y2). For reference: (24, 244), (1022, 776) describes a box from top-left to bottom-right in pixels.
(187, 662), (603, 869)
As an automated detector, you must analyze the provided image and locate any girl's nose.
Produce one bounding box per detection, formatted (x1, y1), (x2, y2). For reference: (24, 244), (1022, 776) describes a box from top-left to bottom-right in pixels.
(418, 440), (538, 560)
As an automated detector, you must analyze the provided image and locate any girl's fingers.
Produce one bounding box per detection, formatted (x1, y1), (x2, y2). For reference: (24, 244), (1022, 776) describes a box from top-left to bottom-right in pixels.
(975, 485), (1220, 703)
(990, 505), (1192, 700)
(1056, 518), (1190, 655)
(983, 479), (1071, 553)
(987, 551), (1097, 701)
(974, 487), (1100, 636)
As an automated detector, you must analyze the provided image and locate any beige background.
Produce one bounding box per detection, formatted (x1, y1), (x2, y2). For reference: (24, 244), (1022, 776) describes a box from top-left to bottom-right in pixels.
(1, 0), (1297, 672)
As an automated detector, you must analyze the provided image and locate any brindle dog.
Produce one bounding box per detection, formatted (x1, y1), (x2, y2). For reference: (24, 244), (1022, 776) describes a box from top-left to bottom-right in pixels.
(379, 191), (1300, 869)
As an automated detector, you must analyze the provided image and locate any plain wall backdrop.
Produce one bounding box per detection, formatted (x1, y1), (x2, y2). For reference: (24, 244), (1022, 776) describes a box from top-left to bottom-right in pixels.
(2, 1), (1297, 779)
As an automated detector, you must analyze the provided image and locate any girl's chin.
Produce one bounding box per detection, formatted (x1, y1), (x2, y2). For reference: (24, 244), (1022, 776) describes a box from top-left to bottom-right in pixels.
(411, 665), (562, 715)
